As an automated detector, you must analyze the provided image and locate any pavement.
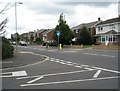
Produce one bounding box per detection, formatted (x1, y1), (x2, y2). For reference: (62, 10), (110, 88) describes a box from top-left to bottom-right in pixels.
(1, 51), (44, 69)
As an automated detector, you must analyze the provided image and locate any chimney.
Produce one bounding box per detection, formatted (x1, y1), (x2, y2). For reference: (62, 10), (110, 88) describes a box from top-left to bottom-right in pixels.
(98, 17), (101, 21)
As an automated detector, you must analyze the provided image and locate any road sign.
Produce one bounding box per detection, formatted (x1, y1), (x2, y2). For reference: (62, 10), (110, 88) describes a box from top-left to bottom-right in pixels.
(57, 31), (60, 36)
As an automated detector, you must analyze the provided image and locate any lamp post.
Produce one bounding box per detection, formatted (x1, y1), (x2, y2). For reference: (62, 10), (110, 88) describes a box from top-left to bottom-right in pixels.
(15, 2), (23, 52)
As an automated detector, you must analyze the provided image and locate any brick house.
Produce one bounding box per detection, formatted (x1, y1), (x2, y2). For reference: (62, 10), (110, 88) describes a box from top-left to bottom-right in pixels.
(33, 29), (48, 41)
(71, 18), (102, 41)
(42, 29), (55, 43)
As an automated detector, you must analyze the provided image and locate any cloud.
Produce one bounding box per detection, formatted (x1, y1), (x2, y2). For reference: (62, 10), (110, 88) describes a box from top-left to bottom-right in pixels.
(1, 2), (118, 38)
(72, 3), (118, 25)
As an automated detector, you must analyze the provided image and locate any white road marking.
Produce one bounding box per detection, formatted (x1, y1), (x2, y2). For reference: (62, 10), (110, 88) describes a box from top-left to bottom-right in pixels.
(20, 76), (120, 87)
(74, 66), (82, 68)
(66, 61), (72, 64)
(81, 65), (89, 67)
(54, 60), (60, 63)
(84, 68), (94, 70)
(17, 69), (95, 80)
(84, 53), (115, 58)
(0, 70), (27, 77)
(59, 60), (66, 62)
(50, 60), (54, 62)
(84, 53), (98, 56)
(55, 59), (59, 61)
(60, 62), (66, 64)
(48, 57), (120, 74)
(27, 76), (44, 84)
(93, 70), (102, 78)
(50, 58), (55, 60)
(100, 55), (115, 57)
(91, 66), (120, 74)
(66, 63), (73, 66)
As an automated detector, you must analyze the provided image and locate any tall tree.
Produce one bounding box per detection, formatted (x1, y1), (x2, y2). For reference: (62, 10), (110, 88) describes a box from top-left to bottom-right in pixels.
(53, 13), (74, 45)
(78, 26), (93, 45)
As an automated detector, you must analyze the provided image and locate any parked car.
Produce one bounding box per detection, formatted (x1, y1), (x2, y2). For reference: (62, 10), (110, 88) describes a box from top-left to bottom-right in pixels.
(12, 41), (16, 45)
(19, 41), (27, 46)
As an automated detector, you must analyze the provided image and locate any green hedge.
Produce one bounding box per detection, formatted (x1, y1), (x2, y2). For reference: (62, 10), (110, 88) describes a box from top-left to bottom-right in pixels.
(2, 37), (14, 59)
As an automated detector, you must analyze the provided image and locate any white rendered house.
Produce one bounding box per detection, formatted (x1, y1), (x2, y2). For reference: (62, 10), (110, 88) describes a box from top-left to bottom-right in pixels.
(95, 17), (120, 45)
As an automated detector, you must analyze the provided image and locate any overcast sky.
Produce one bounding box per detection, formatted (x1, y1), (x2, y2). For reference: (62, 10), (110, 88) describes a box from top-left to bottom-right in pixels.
(0, 1), (119, 38)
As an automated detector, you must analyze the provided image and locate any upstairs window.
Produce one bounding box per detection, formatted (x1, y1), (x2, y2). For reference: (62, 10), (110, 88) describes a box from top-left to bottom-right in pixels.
(110, 24), (115, 30)
(98, 26), (103, 31)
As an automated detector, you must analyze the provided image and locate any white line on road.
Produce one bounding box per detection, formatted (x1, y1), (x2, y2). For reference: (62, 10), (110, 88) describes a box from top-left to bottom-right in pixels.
(0, 70), (27, 78)
(84, 53), (115, 57)
(48, 57), (120, 74)
(20, 76), (120, 87)
(66, 63), (73, 66)
(93, 70), (102, 78)
(74, 66), (82, 68)
(91, 66), (120, 74)
(27, 76), (44, 84)
(17, 69), (96, 80)
(84, 68), (94, 70)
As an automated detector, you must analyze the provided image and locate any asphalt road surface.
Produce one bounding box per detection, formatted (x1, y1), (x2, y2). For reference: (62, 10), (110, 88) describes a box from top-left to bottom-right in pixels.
(1, 45), (119, 89)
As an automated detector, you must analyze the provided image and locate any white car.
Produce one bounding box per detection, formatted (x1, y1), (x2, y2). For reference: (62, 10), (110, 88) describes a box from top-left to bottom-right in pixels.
(19, 41), (27, 46)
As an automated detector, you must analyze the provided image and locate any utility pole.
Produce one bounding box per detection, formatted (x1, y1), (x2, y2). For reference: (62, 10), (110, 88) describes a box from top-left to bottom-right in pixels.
(14, 2), (23, 52)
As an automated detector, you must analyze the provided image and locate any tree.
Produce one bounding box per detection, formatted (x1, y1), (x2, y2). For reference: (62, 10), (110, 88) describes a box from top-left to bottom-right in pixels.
(11, 33), (20, 43)
(53, 13), (74, 45)
(0, 3), (14, 36)
(78, 26), (93, 45)
(0, 18), (7, 36)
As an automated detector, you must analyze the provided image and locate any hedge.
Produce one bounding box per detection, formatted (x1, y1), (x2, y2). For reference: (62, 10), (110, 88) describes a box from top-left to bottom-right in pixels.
(2, 37), (14, 59)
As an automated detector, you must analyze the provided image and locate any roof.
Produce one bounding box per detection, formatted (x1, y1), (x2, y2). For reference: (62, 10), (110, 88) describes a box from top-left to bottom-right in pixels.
(71, 21), (101, 30)
(37, 29), (47, 34)
(97, 17), (120, 25)
(42, 29), (54, 35)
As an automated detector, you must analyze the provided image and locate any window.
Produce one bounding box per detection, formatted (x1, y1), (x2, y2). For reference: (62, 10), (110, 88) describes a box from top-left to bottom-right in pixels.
(101, 36), (105, 42)
(101, 27), (103, 30)
(98, 26), (101, 31)
(110, 24), (115, 30)
(113, 35), (117, 42)
(98, 26), (103, 31)
(109, 35), (112, 42)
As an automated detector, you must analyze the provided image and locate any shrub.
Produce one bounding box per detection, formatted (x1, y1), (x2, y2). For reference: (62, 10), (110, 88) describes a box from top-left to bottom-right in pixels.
(2, 37), (14, 59)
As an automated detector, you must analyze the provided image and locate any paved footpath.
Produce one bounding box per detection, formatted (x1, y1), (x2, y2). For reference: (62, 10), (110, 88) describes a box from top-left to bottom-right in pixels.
(1, 51), (44, 69)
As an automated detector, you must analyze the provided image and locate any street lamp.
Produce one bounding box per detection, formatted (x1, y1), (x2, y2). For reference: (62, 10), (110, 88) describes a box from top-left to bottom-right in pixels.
(15, 2), (23, 52)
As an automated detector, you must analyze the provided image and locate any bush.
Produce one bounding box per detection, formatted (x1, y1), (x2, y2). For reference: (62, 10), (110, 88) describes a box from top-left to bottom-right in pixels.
(2, 37), (14, 59)
(42, 42), (47, 46)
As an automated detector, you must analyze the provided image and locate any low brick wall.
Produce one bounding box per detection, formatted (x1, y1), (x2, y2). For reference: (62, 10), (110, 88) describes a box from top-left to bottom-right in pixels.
(93, 44), (119, 50)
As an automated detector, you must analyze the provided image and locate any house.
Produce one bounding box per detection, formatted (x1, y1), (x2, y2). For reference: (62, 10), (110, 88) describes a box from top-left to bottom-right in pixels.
(95, 16), (120, 45)
(71, 18), (102, 41)
(33, 29), (48, 41)
(20, 33), (29, 41)
(42, 29), (55, 43)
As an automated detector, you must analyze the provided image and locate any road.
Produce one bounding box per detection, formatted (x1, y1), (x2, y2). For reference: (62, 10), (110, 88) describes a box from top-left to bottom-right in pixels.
(1, 45), (119, 89)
